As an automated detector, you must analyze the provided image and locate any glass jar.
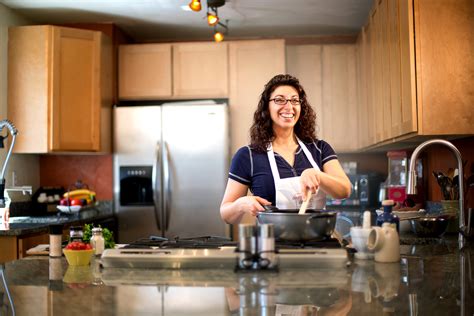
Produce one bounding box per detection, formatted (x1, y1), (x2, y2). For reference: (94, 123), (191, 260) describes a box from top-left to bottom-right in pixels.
(69, 226), (83, 242)
(90, 227), (105, 256)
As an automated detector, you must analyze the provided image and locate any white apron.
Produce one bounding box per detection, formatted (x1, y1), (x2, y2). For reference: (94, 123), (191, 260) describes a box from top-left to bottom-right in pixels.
(267, 139), (326, 210)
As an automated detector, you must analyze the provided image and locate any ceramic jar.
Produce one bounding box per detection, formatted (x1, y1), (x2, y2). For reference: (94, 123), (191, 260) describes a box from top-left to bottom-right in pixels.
(367, 223), (400, 263)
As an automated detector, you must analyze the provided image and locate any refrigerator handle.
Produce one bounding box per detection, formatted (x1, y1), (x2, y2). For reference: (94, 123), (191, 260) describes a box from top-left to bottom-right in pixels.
(152, 141), (162, 231)
(163, 141), (172, 231)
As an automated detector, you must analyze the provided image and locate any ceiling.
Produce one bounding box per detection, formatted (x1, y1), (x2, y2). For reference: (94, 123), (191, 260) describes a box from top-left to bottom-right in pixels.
(0, 0), (373, 42)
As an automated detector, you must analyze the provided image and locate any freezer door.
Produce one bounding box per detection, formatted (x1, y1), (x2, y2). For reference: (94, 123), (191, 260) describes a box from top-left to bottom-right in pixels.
(162, 103), (229, 238)
(114, 106), (163, 243)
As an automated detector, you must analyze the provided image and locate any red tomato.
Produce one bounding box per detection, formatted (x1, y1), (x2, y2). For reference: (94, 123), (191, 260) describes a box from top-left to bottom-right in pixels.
(65, 241), (88, 250)
(70, 199), (82, 206)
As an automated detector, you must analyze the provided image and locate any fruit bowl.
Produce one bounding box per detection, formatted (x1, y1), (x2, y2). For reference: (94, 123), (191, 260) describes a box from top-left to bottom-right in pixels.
(63, 249), (94, 266)
(57, 205), (82, 214)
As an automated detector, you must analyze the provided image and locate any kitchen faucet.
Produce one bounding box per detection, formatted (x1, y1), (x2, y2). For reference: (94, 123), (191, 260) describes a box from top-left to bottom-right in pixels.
(406, 139), (466, 249)
(0, 120), (18, 209)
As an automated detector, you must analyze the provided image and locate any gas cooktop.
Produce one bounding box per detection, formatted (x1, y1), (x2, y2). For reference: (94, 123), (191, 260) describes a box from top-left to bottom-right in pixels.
(101, 236), (349, 270)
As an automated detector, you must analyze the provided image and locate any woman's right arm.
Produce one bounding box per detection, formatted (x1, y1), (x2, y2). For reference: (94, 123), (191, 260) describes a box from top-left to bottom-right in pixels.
(220, 179), (270, 224)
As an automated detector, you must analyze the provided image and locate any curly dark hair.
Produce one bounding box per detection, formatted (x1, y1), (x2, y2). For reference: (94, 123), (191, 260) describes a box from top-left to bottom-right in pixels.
(249, 74), (317, 153)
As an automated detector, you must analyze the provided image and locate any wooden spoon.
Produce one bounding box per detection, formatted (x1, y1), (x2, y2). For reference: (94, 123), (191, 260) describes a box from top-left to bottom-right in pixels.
(298, 191), (313, 215)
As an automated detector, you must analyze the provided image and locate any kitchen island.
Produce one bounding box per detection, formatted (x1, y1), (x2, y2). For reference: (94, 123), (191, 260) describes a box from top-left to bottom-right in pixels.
(1, 240), (473, 315)
(0, 201), (115, 263)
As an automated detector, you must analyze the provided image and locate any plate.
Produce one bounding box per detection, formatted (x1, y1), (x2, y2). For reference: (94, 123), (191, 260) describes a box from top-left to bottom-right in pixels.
(57, 205), (82, 213)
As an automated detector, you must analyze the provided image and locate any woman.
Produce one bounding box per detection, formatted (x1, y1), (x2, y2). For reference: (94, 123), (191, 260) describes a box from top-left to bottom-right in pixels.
(220, 74), (351, 224)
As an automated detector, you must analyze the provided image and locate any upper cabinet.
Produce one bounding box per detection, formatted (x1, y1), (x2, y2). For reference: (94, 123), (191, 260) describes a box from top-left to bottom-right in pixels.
(228, 40), (285, 154)
(287, 44), (358, 153)
(8, 25), (113, 153)
(357, 0), (473, 148)
(118, 44), (172, 99)
(118, 42), (228, 100)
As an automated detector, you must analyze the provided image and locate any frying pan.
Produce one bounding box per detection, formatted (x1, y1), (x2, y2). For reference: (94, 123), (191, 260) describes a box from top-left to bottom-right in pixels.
(257, 205), (337, 241)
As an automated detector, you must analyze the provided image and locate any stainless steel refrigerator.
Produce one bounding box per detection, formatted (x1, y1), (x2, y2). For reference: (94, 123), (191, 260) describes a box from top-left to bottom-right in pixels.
(113, 100), (229, 243)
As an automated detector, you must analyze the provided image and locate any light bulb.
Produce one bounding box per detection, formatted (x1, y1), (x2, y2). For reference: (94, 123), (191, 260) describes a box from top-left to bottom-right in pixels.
(207, 13), (219, 26)
(214, 31), (224, 42)
(188, 0), (201, 12)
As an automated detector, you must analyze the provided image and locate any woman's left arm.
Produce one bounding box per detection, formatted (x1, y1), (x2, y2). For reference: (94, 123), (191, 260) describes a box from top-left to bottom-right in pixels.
(300, 160), (351, 200)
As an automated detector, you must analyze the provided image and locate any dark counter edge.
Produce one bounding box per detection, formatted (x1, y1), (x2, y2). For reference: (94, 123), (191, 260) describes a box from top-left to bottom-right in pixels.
(0, 201), (114, 236)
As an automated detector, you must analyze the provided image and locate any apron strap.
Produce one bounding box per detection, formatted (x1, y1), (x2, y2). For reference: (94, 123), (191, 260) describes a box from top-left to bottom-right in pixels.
(266, 143), (281, 181)
(267, 138), (321, 181)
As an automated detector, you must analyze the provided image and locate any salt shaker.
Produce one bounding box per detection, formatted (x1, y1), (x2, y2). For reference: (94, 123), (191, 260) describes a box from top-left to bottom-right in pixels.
(49, 224), (63, 257)
(90, 227), (105, 256)
(258, 224), (276, 269)
(238, 224), (256, 269)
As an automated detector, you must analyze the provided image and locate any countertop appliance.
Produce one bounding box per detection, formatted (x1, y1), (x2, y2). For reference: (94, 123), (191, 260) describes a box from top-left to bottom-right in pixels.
(326, 173), (384, 210)
(114, 100), (229, 243)
(101, 236), (349, 269)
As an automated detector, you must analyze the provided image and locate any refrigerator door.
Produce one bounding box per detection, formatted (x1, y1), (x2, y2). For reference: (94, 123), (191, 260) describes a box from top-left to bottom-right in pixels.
(161, 102), (229, 238)
(114, 106), (163, 243)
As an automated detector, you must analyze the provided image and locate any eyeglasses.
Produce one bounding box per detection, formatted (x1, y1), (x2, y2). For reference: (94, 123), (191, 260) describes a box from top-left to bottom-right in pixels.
(270, 97), (301, 106)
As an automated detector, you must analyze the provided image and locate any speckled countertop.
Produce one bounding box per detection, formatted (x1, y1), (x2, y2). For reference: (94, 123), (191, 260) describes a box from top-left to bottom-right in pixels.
(0, 201), (113, 236)
(1, 242), (473, 315)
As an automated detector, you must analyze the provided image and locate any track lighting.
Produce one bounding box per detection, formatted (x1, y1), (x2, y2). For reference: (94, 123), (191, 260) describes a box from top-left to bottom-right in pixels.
(214, 31), (224, 42)
(188, 0), (229, 41)
(207, 12), (219, 26)
(188, 0), (201, 12)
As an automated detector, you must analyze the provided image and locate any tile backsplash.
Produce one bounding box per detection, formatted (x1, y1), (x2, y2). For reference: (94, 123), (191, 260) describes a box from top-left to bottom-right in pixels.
(39, 155), (113, 199)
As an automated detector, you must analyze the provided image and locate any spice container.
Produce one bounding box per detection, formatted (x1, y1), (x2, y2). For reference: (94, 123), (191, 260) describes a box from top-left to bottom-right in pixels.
(258, 224), (276, 269)
(69, 226), (84, 242)
(90, 227), (105, 256)
(238, 224), (256, 269)
(49, 224), (63, 257)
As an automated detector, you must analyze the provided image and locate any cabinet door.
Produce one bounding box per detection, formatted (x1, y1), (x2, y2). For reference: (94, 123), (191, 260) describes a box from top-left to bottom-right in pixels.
(118, 44), (172, 99)
(228, 40), (285, 154)
(398, 0), (417, 135)
(286, 45), (323, 139)
(321, 45), (358, 152)
(173, 43), (228, 97)
(50, 27), (101, 151)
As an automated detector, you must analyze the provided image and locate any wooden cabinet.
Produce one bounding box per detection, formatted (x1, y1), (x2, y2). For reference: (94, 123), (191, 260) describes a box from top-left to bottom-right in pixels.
(173, 42), (228, 97)
(8, 25), (112, 153)
(321, 45), (358, 152)
(228, 40), (285, 154)
(118, 42), (228, 100)
(357, 0), (473, 149)
(286, 44), (358, 152)
(118, 44), (172, 99)
(0, 232), (49, 263)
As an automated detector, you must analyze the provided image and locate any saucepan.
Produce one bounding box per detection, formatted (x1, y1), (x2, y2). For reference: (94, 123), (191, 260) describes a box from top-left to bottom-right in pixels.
(257, 205), (337, 241)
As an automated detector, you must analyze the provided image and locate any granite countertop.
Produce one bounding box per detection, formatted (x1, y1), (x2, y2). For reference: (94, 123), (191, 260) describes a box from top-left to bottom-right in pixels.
(2, 243), (473, 315)
(0, 201), (113, 236)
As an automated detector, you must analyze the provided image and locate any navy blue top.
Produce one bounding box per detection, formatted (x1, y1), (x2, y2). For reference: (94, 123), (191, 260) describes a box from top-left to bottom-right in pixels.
(228, 140), (338, 205)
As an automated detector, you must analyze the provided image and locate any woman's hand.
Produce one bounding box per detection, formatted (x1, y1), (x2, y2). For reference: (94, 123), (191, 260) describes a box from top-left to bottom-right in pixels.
(300, 168), (322, 200)
(234, 196), (270, 217)
(220, 179), (271, 224)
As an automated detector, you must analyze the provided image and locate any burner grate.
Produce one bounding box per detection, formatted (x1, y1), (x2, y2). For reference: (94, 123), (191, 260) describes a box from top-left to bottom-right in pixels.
(122, 235), (238, 249)
(276, 238), (342, 249)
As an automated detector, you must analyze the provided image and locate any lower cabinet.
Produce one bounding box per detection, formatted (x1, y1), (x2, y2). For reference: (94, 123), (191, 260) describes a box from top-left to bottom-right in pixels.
(0, 233), (49, 263)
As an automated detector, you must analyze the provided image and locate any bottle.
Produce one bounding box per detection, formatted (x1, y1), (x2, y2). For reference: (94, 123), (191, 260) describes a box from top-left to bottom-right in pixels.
(90, 227), (105, 256)
(49, 224), (63, 257)
(238, 224), (256, 269)
(69, 226), (84, 242)
(376, 200), (400, 232)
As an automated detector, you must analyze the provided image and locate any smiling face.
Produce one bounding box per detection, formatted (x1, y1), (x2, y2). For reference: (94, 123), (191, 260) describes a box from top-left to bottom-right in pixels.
(269, 85), (301, 132)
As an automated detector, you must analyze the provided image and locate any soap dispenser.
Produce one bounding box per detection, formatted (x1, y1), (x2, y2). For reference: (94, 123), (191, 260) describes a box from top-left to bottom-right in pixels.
(376, 200), (400, 232)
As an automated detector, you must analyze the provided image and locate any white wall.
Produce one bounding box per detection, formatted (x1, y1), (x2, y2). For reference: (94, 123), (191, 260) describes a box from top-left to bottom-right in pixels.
(0, 4), (40, 191)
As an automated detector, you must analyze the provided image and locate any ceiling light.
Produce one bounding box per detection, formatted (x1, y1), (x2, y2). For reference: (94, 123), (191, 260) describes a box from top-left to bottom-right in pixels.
(188, 0), (201, 12)
(214, 31), (224, 42)
(207, 13), (219, 26)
